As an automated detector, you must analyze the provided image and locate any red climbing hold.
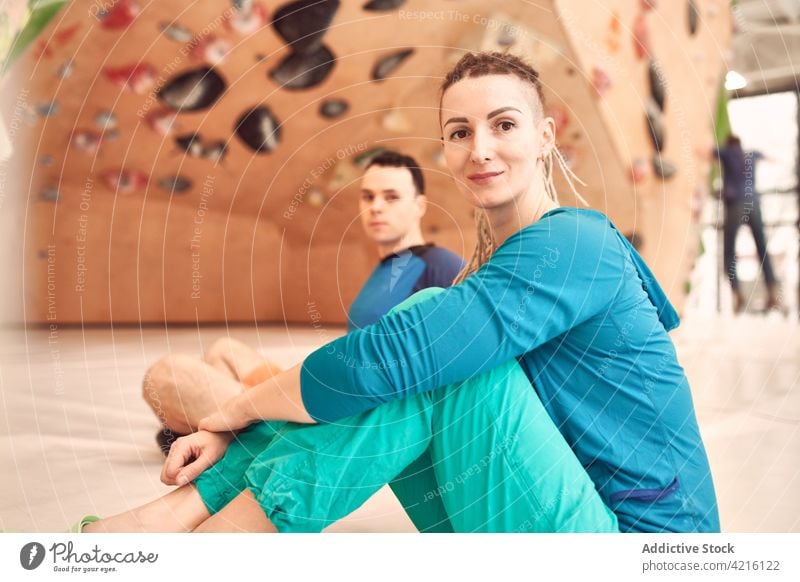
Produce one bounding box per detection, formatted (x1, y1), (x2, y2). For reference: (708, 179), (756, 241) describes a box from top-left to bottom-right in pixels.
(104, 63), (156, 94)
(99, 0), (141, 30)
(101, 168), (149, 194)
(633, 13), (651, 60)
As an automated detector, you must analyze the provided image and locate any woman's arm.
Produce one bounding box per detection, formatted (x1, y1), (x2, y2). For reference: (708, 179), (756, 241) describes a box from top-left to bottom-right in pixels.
(201, 211), (630, 429)
(301, 210), (628, 423)
(199, 363), (314, 431)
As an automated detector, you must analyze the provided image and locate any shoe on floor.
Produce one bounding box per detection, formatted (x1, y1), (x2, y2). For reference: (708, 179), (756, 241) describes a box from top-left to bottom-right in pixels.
(68, 515), (100, 533)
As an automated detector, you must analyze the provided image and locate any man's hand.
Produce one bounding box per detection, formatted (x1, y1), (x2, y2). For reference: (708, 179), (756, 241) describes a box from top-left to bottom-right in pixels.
(160, 430), (233, 487)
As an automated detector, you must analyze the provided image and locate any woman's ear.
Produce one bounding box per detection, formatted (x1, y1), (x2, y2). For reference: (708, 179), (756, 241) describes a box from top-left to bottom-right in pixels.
(539, 116), (556, 157)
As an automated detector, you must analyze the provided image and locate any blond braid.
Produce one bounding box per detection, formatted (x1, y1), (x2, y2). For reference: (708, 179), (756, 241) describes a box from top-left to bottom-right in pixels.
(452, 209), (496, 284)
(551, 146), (589, 206)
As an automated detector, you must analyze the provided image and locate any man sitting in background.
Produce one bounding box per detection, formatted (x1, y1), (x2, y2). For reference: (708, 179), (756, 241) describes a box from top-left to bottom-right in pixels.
(143, 150), (465, 453)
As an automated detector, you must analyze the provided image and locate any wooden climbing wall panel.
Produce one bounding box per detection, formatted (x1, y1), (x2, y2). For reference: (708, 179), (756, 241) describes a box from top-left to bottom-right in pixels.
(2, 0), (730, 323)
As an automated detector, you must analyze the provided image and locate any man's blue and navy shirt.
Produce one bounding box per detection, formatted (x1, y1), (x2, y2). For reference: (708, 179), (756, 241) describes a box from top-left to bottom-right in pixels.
(347, 244), (465, 331)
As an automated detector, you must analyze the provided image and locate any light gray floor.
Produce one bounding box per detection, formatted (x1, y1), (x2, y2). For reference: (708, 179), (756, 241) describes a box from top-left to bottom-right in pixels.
(0, 312), (797, 532)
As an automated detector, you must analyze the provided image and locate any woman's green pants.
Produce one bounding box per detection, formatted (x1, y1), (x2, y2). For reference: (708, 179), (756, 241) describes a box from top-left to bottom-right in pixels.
(194, 288), (619, 533)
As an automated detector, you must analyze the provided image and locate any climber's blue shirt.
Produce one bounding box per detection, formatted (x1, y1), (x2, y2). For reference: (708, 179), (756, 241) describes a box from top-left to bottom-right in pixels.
(347, 244), (465, 331)
(303, 207), (719, 533)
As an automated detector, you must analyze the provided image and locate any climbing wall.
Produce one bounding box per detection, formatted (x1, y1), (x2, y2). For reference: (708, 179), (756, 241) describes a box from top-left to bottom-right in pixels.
(2, 0), (731, 324)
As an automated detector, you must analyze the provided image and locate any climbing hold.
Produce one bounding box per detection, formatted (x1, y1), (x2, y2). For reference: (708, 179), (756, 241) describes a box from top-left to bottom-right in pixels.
(55, 59), (75, 79)
(629, 158), (651, 184)
(648, 59), (667, 111)
(160, 22), (193, 43)
(640, 0), (657, 11)
(363, 0), (405, 11)
(306, 187), (327, 207)
(94, 110), (117, 130)
(104, 63), (157, 94)
(99, 0), (140, 30)
(353, 146), (387, 168)
(558, 144), (580, 170)
(190, 37), (233, 66)
(72, 129), (103, 155)
(606, 12), (622, 54)
(272, 0), (340, 54)
(591, 65), (613, 98)
(203, 140), (228, 162)
(381, 108), (412, 133)
(319, 99), (349, 118)
(227, 2), (268, 35)
(645, 98), (665, 152)
(372, 48), (414, 81)
(34, 102), (59, 118)
(632, 12), (650, 60)
(688, 0), (699, 35)
(158, 175), (193, 194)
(269, 45), (335, 90)
(235, 106), (282, 153)
(175, 133), (206, 157)
(546, 105), (570, 136)
(40, 187), (59, 202)
(652, 155), (676, 180)
(146, 109), (181, 136)
(158, 67), (227, 111)
(101, 168), (148, 193)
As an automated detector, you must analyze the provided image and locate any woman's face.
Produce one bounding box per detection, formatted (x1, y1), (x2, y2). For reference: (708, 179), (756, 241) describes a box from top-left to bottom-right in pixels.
(440, 74), (554, 211)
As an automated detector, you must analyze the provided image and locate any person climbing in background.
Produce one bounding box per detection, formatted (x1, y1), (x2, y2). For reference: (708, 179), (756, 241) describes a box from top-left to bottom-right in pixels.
(706, 134), (780, 313)
(142, 150), (464, 454)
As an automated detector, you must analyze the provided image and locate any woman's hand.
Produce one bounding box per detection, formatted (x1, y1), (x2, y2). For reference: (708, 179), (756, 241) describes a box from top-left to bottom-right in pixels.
(198, 392), (255, 433)
(160, 430), (234, 487)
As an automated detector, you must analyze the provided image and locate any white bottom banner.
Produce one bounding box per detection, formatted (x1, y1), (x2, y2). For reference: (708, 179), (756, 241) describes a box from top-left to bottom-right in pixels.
(1, 533), (798, 581)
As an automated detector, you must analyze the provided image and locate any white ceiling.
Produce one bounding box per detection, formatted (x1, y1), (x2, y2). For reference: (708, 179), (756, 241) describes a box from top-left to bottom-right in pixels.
(732, 0), (800, 95)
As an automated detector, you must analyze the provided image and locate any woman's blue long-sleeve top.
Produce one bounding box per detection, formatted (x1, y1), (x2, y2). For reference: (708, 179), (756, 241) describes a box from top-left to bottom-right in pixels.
(301, 207), (720, 532)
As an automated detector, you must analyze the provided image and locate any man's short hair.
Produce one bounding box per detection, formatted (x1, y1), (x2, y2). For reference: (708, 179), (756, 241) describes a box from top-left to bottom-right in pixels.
(365, 150), (425, 195)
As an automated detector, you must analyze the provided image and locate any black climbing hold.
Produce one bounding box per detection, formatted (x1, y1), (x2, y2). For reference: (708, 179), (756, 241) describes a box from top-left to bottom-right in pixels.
(235, 106), (282, 153)
(688, 0), (699, 36)
(158, 175), (193, 194)
(645, 98), (665, 152)
(204, 140), (228, 162)
(175, 133), (205, 157)
(40, 187), (59, 202)
(648, 59), (666, 112)
(652, 155), (676, 180)
(158, 67), (227, 111)
(353, 146), (387, 168)
(363, 0), (405, 11)
(160, 22), (193, 43)
(272, 0), (340, 54)
(269, 45), (335, 90)
(372, 48), (413, 82)
(319, 99), (349, 118)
